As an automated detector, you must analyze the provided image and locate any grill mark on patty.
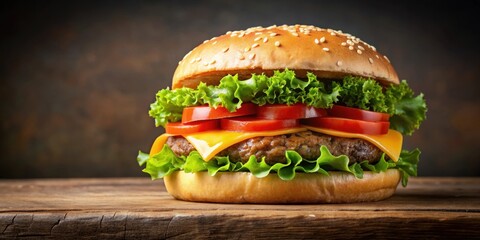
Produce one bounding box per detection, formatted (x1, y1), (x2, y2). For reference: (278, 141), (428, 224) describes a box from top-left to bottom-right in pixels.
(165, 131), (384, 165)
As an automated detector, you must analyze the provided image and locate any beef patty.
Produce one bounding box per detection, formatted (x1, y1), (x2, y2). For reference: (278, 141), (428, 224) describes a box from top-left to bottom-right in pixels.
(166, 131), (384, 165)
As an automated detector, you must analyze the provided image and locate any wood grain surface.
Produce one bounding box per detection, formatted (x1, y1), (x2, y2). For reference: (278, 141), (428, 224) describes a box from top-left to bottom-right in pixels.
(0, 177), (479, 239)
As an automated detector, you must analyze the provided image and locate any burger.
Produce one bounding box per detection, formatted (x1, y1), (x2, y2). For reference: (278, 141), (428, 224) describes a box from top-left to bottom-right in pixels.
(137, 25), (427, 203)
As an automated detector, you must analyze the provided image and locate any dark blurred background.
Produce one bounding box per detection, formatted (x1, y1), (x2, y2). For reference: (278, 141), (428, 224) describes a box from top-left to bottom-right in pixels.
(1, 0), (479, 178)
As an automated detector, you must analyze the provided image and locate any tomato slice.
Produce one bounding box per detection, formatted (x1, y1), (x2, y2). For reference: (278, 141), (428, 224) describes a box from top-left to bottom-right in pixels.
(165, 120), (219, 135)
(182, 103), (257, 123)
(221, 117), (300, 132)
(328, 105), (390, 122)
(257, 103), (327, 119)
(302, 117), (390, 135)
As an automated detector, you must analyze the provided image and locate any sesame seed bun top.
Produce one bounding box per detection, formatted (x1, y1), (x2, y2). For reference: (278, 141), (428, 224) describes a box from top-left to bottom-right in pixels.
(172, 24), (399, 89)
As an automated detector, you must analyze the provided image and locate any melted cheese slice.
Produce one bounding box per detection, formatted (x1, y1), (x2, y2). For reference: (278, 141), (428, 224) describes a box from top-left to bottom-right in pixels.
(149, 133), (173, 156)
(184, 128), (307, 161)
(149, 128), (307, 159)
(305, 126), (403, 162)
(149, 127), (403, 162)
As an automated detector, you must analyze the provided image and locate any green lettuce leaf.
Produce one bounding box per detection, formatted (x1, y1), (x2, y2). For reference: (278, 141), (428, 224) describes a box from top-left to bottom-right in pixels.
(136, 151), (150, 166)
(337, 76), (388, 112)
(148, 87), (198, 127)
(138, 145), (421, 187)
(395, 149), (421, 187)
(385, 80), (427, 135)
(148, 69), (426, 135)
(139, 145), (183, 179)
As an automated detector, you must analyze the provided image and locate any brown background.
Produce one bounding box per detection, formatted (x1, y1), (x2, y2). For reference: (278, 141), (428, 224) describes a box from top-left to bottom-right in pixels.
(1, 1), (479, 178)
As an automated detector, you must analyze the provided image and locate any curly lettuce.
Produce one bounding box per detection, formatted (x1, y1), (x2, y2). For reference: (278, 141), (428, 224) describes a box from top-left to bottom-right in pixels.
(337, 76), (388, 113)
(137, 145), (420, 187)
(385, 81), (427, 135)
(148, 69), (426, 135)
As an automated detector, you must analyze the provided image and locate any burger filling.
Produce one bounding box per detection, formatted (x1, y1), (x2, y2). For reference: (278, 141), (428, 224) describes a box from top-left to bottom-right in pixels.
(138, 69), (427, 187)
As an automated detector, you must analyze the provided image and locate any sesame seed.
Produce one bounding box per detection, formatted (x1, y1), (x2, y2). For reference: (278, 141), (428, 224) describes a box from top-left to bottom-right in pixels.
(239, 54), (245, 60)
(210, 59), (216, 65)
(196, 57), (202, 62)
(369, 58), (374, 64)
(190, 59), (195, 64)
(383, 55), (390, 63)
(238, 32), (245, 38)
(347, 40), (354, 46)
(254, 37), (261, 41)
(244, 47), (251, 52)
(212, 41), (217, 45)
(320, 37), (326, 43)
(330, 32), (336, 36)
(322, 47), (330, 52)
(178, 60), (182, 64)
(291, 32), (299, 37)
(349, 46), (354, 50)
(203, 62), (208, 66)
(222, 47), (229, 53)
(275, 41), (281, 47)
(270, 32), (278, 37)
(263, 37), (268, 43)
(255, 32), (262, 35)
(314, 38), (320, 44)
(376, 55), (380, 59)
(357, 49), (362, 54)
(337, 60), (343, 66)
(203, 39), (209, 43)
(252, 43), (259, 48)
(231, 33), (237, 37)
(226, 31), (232, 35)
(358, 45), (365, 51)
(341, 42), (347, 46)
(249, 53), (256, 60)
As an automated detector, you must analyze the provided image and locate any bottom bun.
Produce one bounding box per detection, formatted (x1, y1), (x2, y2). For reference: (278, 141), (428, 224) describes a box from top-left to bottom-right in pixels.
(164, 169), (400, 203)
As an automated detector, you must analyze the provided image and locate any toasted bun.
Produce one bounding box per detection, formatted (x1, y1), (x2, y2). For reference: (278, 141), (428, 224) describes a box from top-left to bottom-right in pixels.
(173, 24), (399, 89)
(164, 169), (400, 203)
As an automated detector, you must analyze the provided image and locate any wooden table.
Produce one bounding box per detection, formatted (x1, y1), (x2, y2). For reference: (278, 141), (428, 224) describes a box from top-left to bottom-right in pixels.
(0, 177), (479, 239)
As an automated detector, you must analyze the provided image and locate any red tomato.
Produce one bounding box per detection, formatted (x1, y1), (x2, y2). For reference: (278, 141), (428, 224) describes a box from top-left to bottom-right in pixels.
(302, 117), (390, 135)
(221, 117), (300, 132)
(165, 120), (219, 135)
(182, 103), (257, 123)
(257, 103), (327, 119)
(328, 105), (390, 122)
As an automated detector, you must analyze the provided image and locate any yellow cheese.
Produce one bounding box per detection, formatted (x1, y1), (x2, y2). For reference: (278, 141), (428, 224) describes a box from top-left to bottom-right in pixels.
(149, 127), (402, 162)
(304, 126), (403, 162)
(149, 133), (172, 156)
(185, 128), (308, 161)
(149, 128), (306, 160)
